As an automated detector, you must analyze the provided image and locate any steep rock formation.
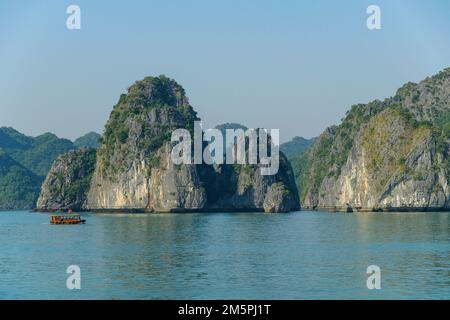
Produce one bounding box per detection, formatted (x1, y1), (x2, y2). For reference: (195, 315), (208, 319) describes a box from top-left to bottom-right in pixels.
(295, 68), (450, 211)
(77, 75), (299, 213)
(198, 153), (299, 212)
(36, 148), (96, 211)
(86, 76), (206, 212)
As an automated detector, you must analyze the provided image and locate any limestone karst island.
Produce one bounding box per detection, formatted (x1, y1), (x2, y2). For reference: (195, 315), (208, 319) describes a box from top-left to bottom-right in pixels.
(2, 68), (448, 213)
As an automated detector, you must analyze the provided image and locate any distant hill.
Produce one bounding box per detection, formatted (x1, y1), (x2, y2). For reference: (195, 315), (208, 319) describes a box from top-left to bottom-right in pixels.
(280, 136), (317, 159)
(0, 127), (34, 151)
(0, 127), (77, 209)
(214, 122), (248, 134)
(74, 132), (101, 149)
(0, 149), (41, 210)
(0, 128), (75, 177)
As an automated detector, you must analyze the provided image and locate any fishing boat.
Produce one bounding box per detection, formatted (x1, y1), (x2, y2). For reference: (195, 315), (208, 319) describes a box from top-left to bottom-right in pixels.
(50, 213), (86, 225)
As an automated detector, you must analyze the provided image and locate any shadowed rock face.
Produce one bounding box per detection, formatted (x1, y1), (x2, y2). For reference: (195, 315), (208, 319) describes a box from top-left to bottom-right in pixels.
(38, 75), (300, 213)
(36, 148), (96, 211)
(297, 68), (450, 212)
(197, 152), (299, 213)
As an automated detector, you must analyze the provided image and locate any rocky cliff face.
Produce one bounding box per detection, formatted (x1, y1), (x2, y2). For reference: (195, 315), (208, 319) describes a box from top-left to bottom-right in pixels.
(197, 153), (299, 212)
(88, 140), (208, 212)
(36, 148), (96, 211)
(85, 76), (207, 212)
(296, 68), (450, 211)
(36, 75), (300, 213)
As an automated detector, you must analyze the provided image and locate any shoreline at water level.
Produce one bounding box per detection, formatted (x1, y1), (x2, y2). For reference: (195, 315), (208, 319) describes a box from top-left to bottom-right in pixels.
(303, 206), (450, 213)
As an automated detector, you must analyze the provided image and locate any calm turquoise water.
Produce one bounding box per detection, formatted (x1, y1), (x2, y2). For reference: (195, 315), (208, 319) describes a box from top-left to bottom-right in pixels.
(0, 210), (449, 299)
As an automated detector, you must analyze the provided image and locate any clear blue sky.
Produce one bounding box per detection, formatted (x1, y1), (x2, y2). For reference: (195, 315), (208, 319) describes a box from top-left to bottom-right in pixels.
(1, 0), (449, 142)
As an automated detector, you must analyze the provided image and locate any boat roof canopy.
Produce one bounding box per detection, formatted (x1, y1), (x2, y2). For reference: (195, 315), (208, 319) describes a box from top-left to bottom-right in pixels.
(51, 213), (81, 217)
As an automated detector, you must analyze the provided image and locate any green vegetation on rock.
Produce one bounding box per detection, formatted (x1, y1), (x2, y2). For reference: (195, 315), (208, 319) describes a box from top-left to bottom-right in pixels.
(293, 67), (450, 210)
(36, 148), (97, 211)
(98, 75), (199, 178)
(291, 100), (386, 201)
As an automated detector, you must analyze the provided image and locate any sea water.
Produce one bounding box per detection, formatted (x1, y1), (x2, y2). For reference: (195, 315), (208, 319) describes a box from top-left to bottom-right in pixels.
(0, 210), (449, 299)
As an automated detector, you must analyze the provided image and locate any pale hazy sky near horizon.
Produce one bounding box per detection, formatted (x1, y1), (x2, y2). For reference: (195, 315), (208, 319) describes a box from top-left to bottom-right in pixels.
(1, 0), (450, 142)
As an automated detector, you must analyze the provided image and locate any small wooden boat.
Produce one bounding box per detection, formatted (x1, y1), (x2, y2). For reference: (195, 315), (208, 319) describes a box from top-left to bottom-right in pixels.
(50, 213), (86, 225)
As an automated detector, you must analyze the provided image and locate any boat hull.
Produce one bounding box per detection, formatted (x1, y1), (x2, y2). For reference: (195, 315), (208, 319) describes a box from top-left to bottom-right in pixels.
(50, 220), (86, 225)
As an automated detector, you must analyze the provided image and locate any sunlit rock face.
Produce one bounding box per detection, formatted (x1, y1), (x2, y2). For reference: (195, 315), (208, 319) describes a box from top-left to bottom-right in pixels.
(298, 68), (450, 212)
